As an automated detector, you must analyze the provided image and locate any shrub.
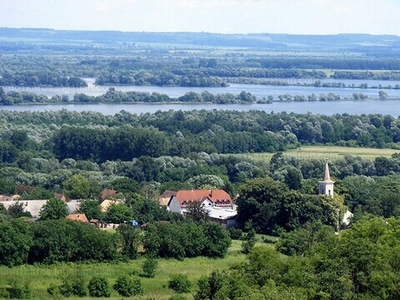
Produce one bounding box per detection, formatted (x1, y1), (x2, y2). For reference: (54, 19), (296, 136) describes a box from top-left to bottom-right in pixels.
(142, 257), (158, 278)
(88, 276), (110, 297)
(7, 277), (30, 299)
(228, 227), (243, 240)
(168, 274), (191, 294)
(113, 275), (143, 297)
(59, 268), (87, 297)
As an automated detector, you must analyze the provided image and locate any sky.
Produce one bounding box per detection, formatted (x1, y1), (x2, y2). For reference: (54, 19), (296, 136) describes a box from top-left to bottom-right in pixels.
(0, 0), (399, 35)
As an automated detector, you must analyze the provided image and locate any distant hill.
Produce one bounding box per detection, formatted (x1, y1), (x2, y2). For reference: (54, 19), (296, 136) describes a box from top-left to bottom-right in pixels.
(0, 27), (399, 52)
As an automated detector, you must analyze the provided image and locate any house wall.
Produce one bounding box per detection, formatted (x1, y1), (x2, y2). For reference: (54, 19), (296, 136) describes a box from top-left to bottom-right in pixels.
(168, 196), (182, 214)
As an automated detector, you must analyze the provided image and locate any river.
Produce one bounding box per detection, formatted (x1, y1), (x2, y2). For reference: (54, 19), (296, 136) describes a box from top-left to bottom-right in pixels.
(2, 79), (400, 116)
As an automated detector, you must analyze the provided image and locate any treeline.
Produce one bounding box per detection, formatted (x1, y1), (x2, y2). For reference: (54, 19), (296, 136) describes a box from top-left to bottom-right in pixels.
(0, 218), (230, 267)
(250, 57), (400, 70)
(1, 109), (400, 155)
(96, 72), (227, 87)
(332, 70), (400, 80)
(0, 71), (87, 87)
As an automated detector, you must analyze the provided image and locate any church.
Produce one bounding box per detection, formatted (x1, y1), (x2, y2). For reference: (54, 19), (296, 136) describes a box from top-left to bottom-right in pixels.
(318, 161), (353, 228)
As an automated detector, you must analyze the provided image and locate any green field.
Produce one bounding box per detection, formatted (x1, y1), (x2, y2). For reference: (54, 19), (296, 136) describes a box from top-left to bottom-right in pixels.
(238, 146), (400, 162)
(0, 240), (269, 300)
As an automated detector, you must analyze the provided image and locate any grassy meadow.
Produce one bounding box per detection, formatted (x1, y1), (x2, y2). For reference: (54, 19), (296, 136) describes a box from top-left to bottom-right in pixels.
(0, 240), (271, 300)
(238, 145), (400, 162)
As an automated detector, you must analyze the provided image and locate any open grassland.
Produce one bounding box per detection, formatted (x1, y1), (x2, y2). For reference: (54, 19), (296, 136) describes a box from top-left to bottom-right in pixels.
(238, 146), (400, 162)
(0, 240), (270, 300)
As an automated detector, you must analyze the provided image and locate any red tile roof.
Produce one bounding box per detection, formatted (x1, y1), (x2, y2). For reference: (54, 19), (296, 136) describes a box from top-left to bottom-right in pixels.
(174, 190), (232, 207)
(66, 213), (89, 223)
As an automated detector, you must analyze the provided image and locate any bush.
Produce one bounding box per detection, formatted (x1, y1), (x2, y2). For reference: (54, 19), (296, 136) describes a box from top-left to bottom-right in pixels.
(7, 277), (30, 299)
(228, 227), (243, 240)
(59, 269), (87, 297)
(168, 274), (191, 294)
(88, 276), (110, 297)
(142, 257), (158, 278)
(113, 275), (143, 297)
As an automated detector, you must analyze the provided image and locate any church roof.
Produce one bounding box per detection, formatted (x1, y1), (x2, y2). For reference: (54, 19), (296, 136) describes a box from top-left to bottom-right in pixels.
(320, 162), (334, 183)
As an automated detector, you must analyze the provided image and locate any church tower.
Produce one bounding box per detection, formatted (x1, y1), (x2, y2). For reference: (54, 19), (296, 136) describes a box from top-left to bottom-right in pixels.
(319, 162), (334, 197)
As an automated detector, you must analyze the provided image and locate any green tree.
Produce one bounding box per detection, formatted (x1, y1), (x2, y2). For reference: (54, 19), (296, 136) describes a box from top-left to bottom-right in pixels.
(236, 177), (288, 233)
(117, 224), (141, 259)
(7, 201), (31, 218)
(202, 222), (231, 258)
(88, 276), (110, 298)
(142, 257), (158, 278)
(241, 228), (256, 254)
(0, 220), (32, 267)
(186, 201), (209, 223)
(168, 274), (192, 294)
(39, 198), (68, 220)
(105, 204), (133, 224)
(63, 174), (100, 199)
(78, 199), (103, 220)
(194, 270), (225, 300)
(113, 275), (143, 297)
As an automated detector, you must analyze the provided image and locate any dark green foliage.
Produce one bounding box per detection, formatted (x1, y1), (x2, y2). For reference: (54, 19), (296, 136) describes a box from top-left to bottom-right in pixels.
(0, 219), (32, 266)
(78, 199), (103, 221)
(194, 271), (225, 300)
(241, 229), (256, 254)
(201, 222), (232, 258)
(237, 177), (338, 234)
(228, 227), (243, 240)
(142, 257), (158, 278)
(113, 275), (143, 297)
(88, 276), (110, 297)
(143, 222), (230, 260)
(276, 222), (335, 256)
(185, 201), (209, 223)
(39, 198), (68, 220)
(7, 201), (31, 218)
(29, 219), (117, 264)
(117, 224), (142, 259)
(168, 274), (191, 294)
(105, 203), (133, 224)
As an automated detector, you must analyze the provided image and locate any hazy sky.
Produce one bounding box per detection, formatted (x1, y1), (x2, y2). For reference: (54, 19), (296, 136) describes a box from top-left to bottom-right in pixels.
(0, 0), (399, 35)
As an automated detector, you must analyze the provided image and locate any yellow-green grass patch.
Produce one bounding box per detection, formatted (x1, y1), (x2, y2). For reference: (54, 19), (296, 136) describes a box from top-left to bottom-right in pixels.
(237, 146), (399, 163)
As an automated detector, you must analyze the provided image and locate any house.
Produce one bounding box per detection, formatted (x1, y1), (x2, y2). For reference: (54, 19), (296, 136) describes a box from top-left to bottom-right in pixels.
(0, 200), (48, 218)
(207, 206), (238, 228)
(100, 199), (120, 212)
(159, 190), (177, 206)
(66, 213), (89, 223)
(167, 189), (237, 228)
(168, 189), (233, 213)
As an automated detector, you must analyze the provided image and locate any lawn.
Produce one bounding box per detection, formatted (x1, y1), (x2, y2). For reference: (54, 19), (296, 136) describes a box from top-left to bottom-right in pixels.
(0, 239), (265, 300)
(238, 145), (399, 162)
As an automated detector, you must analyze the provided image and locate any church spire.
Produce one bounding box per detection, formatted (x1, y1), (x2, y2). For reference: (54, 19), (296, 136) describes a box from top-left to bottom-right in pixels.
(323, 161), (331, 181)
(319, 161), (334, 197)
